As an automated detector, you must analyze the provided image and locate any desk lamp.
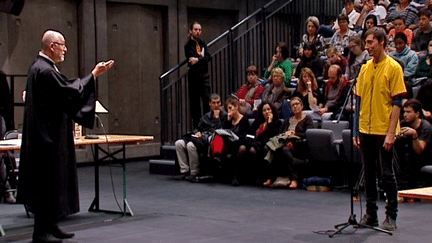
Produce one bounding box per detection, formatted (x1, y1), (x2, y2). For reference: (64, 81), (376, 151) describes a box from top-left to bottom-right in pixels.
(84, 100), (108, 139)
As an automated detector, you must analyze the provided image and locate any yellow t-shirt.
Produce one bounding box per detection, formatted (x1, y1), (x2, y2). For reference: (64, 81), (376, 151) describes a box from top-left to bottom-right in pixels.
(355, 56), (406, 135)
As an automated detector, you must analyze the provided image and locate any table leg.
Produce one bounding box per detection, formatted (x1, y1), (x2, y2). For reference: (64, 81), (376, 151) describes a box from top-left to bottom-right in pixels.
(88, 143), (133, 216)
(89, 144), (100, 212)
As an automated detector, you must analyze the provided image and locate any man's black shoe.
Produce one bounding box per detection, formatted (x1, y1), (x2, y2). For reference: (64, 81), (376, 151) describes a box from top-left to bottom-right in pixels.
(33, 233), (63, 243)
(51, 227), (75, 239)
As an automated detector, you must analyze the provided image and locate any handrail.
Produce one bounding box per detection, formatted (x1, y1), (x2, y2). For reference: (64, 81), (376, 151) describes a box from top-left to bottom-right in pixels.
(230, 8), (263, 31)
(158, 60), (187, 80)
(263, 0), (279, 8)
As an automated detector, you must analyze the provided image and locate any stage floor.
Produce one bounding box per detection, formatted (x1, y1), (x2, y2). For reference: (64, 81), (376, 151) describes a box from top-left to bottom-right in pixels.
(2, 161), (432, 243)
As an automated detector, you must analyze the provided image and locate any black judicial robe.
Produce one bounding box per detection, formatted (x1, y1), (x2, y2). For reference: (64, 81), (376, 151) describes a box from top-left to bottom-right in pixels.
(17, 55), (96, 217)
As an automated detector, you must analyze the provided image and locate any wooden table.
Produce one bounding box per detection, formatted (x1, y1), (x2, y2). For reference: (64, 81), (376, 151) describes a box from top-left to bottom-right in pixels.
(0, 135), (154, 218)
(398, 187), (432, 202)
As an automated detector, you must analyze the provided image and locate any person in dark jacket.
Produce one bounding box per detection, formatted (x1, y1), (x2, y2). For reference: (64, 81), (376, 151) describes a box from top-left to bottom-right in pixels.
(175, 94), (227, 181)
(232, 101), (282, 186)
(185, 22), (212, 127)
(210, 97), (250, 179)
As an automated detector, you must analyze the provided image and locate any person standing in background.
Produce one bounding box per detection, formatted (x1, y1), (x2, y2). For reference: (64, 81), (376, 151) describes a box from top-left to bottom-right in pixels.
(185, 22), (212, 128)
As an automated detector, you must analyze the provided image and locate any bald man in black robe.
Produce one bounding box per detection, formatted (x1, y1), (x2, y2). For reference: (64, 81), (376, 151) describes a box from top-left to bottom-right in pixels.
(17, 30), (114, 243)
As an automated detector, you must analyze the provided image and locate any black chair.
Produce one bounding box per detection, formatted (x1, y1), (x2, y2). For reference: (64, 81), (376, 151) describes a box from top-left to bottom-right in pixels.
(322, 120), (350, 144)
(306, 129), (343, 184)
(1, 130), (30, 217)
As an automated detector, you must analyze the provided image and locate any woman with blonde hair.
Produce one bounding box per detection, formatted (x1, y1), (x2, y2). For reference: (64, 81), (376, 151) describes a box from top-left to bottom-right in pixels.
(293, 68), (323, 110)
(262, 67), (291, 112)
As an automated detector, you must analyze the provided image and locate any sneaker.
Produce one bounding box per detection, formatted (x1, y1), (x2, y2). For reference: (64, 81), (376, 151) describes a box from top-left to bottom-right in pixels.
(174, 173), (187, 180)
(356, 214), (379, 228)
(380, 217), (397, 231)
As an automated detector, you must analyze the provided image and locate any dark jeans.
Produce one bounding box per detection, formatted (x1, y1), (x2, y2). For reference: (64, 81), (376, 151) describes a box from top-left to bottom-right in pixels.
(360, 133), (398, 220)
(188, 75), (211, 128)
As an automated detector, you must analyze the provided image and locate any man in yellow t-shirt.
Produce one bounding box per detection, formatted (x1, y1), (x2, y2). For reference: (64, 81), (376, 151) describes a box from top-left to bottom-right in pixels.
(354, 27), (406, 231)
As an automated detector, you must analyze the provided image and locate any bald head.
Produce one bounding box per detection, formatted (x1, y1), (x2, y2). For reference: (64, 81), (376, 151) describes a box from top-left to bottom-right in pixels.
(42, 30), (63, 50)
(41, 30), (67, 63)
(328, 64), (342, 86)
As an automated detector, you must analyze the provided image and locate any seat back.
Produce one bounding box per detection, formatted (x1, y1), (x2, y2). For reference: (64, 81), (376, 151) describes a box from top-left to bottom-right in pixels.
(3, 130), (21, 140)
(303, 110), (322, 128)
(306, 129), (340, 163)
(341, 129), (362, 164)
(321, 120), (349, 141)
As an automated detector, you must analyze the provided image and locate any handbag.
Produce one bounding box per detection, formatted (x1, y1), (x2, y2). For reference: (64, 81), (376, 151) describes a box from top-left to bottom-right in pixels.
(214, 129), (239, 142)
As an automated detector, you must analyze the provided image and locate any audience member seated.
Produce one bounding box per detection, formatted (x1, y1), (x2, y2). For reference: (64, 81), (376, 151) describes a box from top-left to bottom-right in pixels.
(390, 32), (419, 80)
(411, 9), (432, 54)
(388, 16), (414, 53)
(298, 16), (326, 58)
(210, 97), (250, 180)
(385, 0), (419, 30)
(262, 97), (314, 188)
(422, 0), (432, 12)
(355, 0), (387, 27)
(360, 14), (378, 40)
(347, 35), (370, 81)
(395, 99), (432, 189)
(322, 46), (348, 80)
(318, 65), (351, 120)
(333, 0), (361, 30)
(292, 68), (324, 110)
(294, 43), (325, 80)
(264, 42), (293, 87)
(233, 101), (282, 186)
(414, 39), (432, 78)
(416, 78), (432, 123)
(261, 67), (291, 113)
(174, 94), (227, 181)
(0, 153), (16, 204)
(330, 14), (357, 57)
(235, 65), (264, 115)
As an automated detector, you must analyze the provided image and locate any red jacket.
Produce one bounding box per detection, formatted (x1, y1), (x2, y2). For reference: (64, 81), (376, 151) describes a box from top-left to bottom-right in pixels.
(236, 84), (265, 106)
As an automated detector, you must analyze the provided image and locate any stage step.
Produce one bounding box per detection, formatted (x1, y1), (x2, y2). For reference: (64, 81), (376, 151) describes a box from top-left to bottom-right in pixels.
(161, 145), (176, 160)
(149, 159), (175, 175)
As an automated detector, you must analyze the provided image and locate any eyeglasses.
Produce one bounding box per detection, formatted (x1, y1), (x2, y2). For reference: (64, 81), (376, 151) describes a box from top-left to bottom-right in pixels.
(291, 102), (301, 107)
(52, 42), (66, 48)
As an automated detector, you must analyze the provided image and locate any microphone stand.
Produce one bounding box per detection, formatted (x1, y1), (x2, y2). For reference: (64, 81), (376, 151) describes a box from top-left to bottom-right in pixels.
(329, 78), (392, 237)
